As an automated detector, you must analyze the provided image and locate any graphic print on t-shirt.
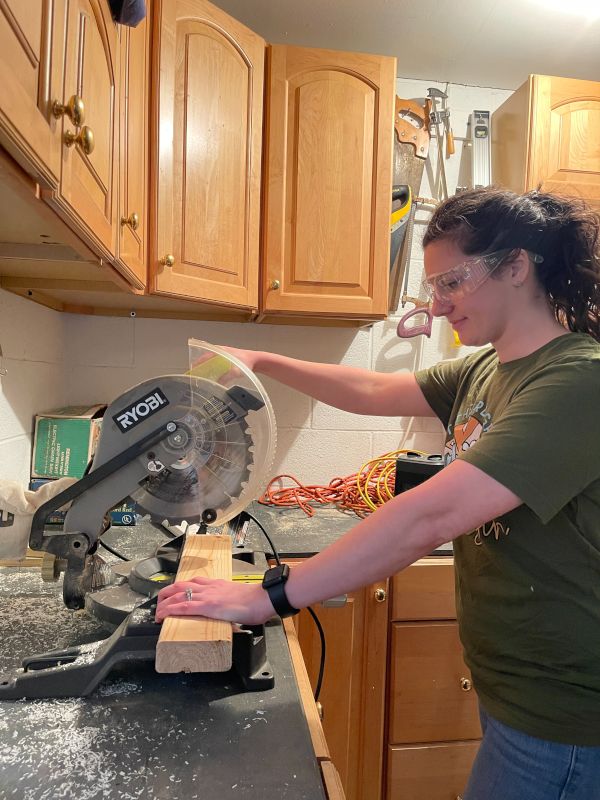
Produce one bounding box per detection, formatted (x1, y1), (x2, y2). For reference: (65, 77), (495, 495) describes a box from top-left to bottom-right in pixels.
(444, 397), (493, 465)
(444, 415), (483, 464)
(444, 399), (510, 544)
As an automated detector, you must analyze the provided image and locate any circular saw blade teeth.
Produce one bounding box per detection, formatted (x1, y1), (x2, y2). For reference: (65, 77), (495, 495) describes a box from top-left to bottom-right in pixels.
(133, 412), (254, 525)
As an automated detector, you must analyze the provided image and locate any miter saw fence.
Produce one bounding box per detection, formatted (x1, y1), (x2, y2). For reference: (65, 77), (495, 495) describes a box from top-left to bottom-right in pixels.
(28, 341), (277, 610)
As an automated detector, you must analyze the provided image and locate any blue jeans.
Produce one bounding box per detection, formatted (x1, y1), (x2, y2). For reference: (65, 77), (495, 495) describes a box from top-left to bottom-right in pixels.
(463, 707), (600, 800)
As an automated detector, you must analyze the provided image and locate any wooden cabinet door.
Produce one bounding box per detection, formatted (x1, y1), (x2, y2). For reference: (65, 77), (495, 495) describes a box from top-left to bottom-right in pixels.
(262, 45), (395, 320)
(152, 0), (264, 309)
(391, 559), (456, 622)
(46, 0), (118, 257)
(389, 622), (481, 745)
(0, 0), (66, 186)
(528, 75), (600, 209)
(115, 6), (149, 287)
(387, 741), (479, 800)
(294, 581), (389, 800)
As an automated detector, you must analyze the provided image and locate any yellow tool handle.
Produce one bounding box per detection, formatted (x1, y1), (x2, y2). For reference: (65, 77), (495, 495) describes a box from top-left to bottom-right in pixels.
(446, 128), (455, 156)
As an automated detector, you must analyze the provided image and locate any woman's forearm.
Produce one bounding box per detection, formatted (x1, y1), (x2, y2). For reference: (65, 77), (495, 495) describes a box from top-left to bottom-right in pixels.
(251, 350), (433, 417)
(282, 486), (448, 608)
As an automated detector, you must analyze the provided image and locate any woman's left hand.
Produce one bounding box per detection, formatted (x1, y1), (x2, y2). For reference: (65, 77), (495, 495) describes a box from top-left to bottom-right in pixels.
(155, 576), (275, 625)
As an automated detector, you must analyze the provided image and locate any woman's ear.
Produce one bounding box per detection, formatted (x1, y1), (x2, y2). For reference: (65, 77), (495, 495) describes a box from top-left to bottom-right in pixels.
(511, 250), (531, 288)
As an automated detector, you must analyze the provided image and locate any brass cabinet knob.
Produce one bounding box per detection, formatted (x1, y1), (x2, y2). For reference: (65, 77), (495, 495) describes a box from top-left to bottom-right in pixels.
(64, 125), (95, 155)
(161, 254), (175, 267)
(270, 279), (280, 290)
(374, 588), (387, 603)
(121, 212), (140, 231)
(53, 95), (85, 126)
(460, 677), (472, 692)
(316, 701), (323, 721)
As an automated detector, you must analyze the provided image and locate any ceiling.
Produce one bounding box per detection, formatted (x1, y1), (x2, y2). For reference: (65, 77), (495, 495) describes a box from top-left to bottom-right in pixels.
(210, 0), (600, 90)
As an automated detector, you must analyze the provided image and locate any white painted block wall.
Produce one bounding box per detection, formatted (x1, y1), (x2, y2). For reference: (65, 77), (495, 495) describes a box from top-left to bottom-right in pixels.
(0, 289), (68, 484)
(0, 77), (513, 488)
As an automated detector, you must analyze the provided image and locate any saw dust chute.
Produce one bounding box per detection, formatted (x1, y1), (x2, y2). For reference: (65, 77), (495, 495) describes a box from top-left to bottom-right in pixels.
(128, 340), (277, 527)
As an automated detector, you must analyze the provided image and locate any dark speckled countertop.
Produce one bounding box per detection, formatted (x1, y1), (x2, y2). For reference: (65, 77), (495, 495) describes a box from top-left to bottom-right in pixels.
(0, 509), (332, 800)
(244, 502), (363, 558)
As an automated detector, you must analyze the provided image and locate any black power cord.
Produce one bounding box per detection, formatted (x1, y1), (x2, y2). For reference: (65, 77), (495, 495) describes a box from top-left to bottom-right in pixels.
(245, 510), (326, 701)
(305, 606), (326, 702)
(244, 511), (282, 565)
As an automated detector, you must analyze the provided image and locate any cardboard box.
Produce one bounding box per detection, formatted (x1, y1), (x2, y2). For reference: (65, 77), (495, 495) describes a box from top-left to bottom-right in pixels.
(29, 479), (137, 526)
(32, 405), (105, 479)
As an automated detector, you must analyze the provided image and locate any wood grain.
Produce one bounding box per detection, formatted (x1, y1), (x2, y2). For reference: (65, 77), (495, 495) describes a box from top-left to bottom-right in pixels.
(262, 44), (395, 318)
(391, 558), (456, 621)
(283, 617), (330, 760)
(152, 0), (264, 307)
(155, 534), (233, 673)
(492, 74), (600, 210)
(387, 741), (480, 800)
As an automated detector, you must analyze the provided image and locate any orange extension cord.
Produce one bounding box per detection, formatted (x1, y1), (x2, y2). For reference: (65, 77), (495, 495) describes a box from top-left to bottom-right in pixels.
(259, 449), (425, 518)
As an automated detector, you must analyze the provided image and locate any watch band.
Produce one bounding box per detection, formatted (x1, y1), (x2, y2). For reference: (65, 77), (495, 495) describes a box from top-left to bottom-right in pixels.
(262, 565), (300, 618)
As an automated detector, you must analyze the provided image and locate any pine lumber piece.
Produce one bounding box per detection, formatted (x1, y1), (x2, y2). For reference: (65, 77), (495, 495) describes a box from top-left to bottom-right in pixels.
(155, 534), (233, 673)
(0, 548), (45, 567)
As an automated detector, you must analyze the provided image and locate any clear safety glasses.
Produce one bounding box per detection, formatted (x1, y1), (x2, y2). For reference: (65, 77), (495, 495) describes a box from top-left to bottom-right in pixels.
(422, 248), (543, 304)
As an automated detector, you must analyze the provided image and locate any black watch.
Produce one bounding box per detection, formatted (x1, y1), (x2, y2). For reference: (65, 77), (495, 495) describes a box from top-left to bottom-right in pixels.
(262, 563), (299, 618)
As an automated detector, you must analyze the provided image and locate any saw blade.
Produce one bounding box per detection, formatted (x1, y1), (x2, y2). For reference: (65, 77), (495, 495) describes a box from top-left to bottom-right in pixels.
(132, 383), (255, 525)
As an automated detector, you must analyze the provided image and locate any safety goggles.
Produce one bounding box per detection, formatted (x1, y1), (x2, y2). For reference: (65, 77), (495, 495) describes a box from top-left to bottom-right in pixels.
(422, 248), (542, 304)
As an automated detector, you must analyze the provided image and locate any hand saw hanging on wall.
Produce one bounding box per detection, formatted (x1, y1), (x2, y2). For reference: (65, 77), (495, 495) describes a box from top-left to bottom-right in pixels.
(389, 96), (431, 313)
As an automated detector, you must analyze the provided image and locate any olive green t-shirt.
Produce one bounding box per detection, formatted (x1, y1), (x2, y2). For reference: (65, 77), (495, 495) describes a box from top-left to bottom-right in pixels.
(415, 333), (600, 745)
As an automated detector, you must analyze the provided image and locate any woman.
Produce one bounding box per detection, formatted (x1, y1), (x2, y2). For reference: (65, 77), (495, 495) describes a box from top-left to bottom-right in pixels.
(157, 188), (600, 799)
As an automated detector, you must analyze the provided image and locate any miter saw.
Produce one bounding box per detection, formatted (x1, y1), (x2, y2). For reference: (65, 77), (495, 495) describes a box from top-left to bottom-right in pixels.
(0, 341), (278, 699)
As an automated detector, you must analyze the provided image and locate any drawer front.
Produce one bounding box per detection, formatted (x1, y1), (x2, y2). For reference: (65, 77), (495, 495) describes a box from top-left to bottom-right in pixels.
(392, 560), (456, 621)
(389, 622), (481, 743)
(387, 741), (480, 800)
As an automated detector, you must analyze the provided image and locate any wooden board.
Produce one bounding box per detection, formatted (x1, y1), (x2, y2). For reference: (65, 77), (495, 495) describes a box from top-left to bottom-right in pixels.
(155, 534), (233, 673)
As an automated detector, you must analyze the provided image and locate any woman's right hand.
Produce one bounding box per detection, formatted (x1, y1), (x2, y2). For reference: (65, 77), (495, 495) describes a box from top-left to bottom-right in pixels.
(215, 345), (262, 372)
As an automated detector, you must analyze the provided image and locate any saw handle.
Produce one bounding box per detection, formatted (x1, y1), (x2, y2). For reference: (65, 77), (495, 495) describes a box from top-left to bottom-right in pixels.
(392, 185), (410, 204)
(396, 305), (433, 339)
(395, 96), (430, 159)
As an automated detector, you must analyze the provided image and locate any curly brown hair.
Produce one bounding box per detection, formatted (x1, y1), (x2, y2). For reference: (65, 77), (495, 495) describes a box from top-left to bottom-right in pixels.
(423, 187), (600, 341)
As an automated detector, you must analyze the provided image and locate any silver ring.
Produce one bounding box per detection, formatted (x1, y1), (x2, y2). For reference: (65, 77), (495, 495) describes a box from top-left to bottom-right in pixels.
(185, 588), (193, 602)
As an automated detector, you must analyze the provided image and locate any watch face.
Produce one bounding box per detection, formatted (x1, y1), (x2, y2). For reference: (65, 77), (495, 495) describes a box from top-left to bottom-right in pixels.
(263, 564), (288, 588)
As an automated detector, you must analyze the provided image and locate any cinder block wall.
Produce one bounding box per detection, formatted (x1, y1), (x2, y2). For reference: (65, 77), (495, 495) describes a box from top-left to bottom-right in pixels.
(0, 78), (512, 487)
(0, 289), (68, 483)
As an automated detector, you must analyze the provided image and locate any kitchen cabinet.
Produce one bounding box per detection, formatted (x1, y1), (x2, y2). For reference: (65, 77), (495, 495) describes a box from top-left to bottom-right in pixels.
(290, 557), (480, 800)
(0, 0), (66, 187)
(151, 0), (265, 313)
(293, 579), (389, 800)
(386, 559), (481, 800)
(260, 45), (396, 322)
(0, 0), (396, 323)
(0, 0), (123, 269)
(151, 1), (396, 322)
(492, 74), (600, 210)
(115, 2), (150, 285)
(43, 0), (120, 261)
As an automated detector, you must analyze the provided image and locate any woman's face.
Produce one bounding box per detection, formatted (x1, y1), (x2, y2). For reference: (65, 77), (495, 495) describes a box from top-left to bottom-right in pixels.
(423, 239), (515, 347)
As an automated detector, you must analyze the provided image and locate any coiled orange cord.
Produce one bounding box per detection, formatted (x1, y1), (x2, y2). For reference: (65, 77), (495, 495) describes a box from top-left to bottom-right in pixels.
(259, 449), (425, 517)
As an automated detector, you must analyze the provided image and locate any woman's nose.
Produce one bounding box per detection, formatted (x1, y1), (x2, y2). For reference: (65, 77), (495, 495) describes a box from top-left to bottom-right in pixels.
(431, 293), (453, 317)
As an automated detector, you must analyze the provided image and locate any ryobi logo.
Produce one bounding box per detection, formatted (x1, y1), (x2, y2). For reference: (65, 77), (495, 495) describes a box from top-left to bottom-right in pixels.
(113, 388), (169, 432)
